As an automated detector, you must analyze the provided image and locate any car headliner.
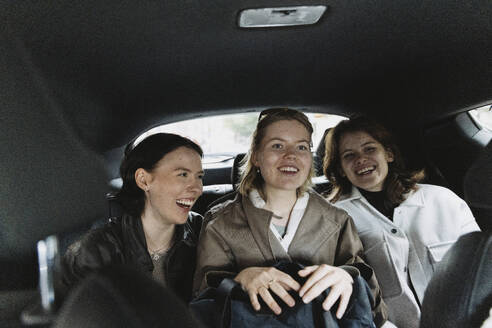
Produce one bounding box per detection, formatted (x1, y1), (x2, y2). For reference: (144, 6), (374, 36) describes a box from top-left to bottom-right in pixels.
(3, 0), (492, 151)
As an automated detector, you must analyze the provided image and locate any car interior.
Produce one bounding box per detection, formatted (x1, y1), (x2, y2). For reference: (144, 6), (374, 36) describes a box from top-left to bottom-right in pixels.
(1, 0), (491, 327)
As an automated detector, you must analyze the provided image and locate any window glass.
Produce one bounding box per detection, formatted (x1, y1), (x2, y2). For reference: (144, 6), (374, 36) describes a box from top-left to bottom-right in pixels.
(134, 112), (347, 162)
(469, 104), (492, 132)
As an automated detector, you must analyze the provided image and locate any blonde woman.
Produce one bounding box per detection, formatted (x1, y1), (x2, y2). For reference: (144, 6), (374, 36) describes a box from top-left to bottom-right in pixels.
(193, 109), (387, 326)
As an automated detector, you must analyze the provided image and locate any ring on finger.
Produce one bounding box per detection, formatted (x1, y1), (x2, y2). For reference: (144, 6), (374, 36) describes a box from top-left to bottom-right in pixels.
(257, 285), (268, 294)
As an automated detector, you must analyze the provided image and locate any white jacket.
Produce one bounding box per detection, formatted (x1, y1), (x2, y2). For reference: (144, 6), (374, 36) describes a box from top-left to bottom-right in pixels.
(333, 184), (480, 328)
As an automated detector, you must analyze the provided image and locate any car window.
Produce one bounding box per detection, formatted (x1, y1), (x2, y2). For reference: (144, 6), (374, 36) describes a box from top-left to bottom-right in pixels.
(134, 112), (347, 164)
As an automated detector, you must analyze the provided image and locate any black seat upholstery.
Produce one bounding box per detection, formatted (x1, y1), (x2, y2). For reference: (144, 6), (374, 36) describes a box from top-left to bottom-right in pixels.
(464, 139), (492, 231)
(206, 150), (335, 211)
(314, 128), (331, 176)
(420, 231), (492, 328)
(206, 153), (245, 211)
(230, 153), (246, 190)
(311, 128), (333, 196)
(53, 266), (201, 328)
(106, 192), (124, 220)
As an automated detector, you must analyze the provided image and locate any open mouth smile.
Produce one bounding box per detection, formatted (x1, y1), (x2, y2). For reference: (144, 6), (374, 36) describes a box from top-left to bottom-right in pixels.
(279, 166), (299, 174)
(356, 166), (375, 175)
(176, 198), (194, 209)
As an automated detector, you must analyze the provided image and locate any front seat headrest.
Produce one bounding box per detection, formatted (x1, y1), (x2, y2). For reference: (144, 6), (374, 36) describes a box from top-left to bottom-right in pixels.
(53, 265), (201, 328)
(420, 231), (492, 328)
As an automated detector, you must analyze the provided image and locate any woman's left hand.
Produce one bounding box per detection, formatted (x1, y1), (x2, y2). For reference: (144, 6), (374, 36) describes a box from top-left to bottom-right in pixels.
(298, 264), (353, 319)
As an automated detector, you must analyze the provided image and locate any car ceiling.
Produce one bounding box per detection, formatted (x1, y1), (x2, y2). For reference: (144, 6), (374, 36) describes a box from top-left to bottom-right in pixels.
(3, 0), (492, 152)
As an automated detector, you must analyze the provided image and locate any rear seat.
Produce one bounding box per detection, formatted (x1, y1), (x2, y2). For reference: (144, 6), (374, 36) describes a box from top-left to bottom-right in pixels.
(206, 151), (333, 211)
(59, 192), (118, 257)
(106, 191), (123, 221)
(205, 153), (245, 211)
(104, 147), (332, 219)
(464, 139), (492, 231)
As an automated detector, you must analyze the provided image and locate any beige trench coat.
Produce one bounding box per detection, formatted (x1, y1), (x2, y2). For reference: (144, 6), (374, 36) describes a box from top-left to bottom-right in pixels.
(193, 191), (388, 327)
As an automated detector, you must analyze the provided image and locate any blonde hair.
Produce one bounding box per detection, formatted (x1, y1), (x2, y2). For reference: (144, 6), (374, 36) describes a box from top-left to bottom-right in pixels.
(238, 108), (315, 201)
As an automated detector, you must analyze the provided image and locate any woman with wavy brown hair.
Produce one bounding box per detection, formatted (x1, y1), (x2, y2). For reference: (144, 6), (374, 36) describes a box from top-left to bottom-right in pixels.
(323, 116), (480, 328)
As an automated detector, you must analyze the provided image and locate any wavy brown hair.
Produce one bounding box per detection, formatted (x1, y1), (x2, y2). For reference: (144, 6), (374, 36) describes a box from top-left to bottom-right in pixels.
(238, 108), (315, 201)
(323, 116), (424, 204)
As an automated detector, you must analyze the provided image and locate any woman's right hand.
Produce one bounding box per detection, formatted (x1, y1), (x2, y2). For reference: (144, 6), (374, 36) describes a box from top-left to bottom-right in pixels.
(234, 267), (301, 315)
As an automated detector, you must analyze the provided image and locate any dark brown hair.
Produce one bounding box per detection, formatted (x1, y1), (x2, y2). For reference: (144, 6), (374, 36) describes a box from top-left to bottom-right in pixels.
(238, 108), (314, 201)
(323, 116), (424, 204)
(117, 133), (203, 217)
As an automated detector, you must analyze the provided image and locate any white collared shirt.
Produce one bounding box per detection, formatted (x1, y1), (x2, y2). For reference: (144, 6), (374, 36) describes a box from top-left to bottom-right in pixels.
(249, 189), (309, 252)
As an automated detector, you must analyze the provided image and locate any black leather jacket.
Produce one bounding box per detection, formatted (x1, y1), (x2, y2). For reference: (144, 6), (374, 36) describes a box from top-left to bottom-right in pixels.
(61, 212), (202, 302)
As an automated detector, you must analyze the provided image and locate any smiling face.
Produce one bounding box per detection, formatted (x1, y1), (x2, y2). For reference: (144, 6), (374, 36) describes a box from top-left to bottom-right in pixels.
(339, 131), (394, 192)
(253, 119), (312, 196)
(137, 146), (203, 226)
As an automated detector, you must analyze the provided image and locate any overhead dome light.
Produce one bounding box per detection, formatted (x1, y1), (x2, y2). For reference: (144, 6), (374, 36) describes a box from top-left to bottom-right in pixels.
(238, 6), (327, 28)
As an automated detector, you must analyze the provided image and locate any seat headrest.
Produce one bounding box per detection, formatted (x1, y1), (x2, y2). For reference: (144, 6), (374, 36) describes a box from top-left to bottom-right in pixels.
(54, 265), (200, 328)
(314, 128), (331, 176)
(231, 153), (245, 190)
(464, 139), (492, 230)
(420, 231), (492, 328)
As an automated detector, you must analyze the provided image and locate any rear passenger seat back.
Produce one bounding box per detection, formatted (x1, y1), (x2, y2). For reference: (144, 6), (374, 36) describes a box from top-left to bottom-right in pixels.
(106, 192), (124, 220)
(464, 139), (492, 231)
(206, 153), (245, 211)
(231, 153), (246, 191)
(206, 151), (333, 211)
(59, 195), (116, 256)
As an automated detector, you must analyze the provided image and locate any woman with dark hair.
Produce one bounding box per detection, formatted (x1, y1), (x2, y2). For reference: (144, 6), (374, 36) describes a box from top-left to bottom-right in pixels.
(193, 109), (388, 327)
(323, 116), (480, 328)
(62, 133), (204, 302)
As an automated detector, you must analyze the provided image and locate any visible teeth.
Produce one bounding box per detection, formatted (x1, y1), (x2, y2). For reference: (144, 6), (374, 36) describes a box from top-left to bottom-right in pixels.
(279, 166), (298, 172)
(357, 167), (374, 175)
(176, 199), (193, 206)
